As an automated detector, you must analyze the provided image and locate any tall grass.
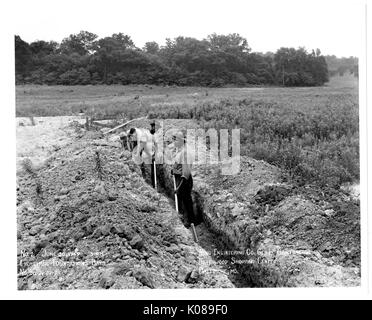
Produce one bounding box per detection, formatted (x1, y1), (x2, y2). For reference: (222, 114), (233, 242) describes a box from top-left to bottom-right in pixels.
(149, 97), (359, 188)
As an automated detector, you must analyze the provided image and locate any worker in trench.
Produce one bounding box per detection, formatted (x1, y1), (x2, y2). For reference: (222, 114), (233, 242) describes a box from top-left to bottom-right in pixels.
(171, 130), (197, 227)
(125, 124), (158, 188)
(123, 126), (199, 227)
(119, 131), (130, 150)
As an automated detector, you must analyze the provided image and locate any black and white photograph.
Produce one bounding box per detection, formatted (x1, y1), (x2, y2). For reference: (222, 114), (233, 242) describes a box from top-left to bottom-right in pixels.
(1, 0), (371, 301)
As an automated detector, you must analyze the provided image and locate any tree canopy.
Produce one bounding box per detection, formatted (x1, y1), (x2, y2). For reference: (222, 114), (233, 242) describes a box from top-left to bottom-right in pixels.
(15, 31), (339, 87)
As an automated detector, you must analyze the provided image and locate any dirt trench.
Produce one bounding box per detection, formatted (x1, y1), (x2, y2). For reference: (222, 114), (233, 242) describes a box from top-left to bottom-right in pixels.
(140, 162), (263, 287)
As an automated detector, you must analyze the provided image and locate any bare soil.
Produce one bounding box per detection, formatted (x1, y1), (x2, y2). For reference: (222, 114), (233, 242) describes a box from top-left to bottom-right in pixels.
(17, 118), (235, 289)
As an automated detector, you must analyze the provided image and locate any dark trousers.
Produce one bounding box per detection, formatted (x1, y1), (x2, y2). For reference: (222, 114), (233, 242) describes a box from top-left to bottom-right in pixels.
(174, 175), (195, 225)
(151, 159), (156, 188)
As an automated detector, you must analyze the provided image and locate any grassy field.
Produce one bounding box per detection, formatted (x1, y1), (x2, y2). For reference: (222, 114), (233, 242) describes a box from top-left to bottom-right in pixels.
(16, 75), (359, 188)
(16, 75), (357, 117)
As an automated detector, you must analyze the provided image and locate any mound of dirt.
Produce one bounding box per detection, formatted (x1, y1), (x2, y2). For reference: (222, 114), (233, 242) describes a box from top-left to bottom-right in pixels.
(254, 185), (292, 206)
(191, 157), (361, 287)
(17, 124), (233, 290)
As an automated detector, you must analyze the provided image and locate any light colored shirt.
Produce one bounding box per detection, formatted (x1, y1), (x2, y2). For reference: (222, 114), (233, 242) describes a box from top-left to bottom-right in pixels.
(173, 146), (194, 179)
(130, 128), (157, 164)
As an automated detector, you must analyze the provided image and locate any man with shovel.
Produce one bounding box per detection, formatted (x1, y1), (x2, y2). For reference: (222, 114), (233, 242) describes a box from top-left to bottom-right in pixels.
(127, 125), (158, 188)
(171, 131), (196, 228)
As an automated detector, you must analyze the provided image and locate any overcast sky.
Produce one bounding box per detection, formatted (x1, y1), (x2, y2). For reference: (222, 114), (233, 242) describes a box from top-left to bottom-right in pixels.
(11, 0), (364, 57)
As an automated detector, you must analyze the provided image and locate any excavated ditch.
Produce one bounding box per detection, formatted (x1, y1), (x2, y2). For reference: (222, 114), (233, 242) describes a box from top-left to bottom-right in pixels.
(139, 152), (361, 288)
(141, 163), (264, 287)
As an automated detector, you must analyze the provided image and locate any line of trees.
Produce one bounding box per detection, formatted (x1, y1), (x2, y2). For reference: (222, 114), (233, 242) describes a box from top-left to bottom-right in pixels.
(15, 31), (330, 87)
(325, 55), (358, 77)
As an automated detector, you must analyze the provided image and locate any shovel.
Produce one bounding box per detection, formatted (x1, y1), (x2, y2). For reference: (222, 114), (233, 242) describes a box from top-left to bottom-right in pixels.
(173, 175), (179, 212)
(191, 223), (198, 243)
(153, 160), (157, 189)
